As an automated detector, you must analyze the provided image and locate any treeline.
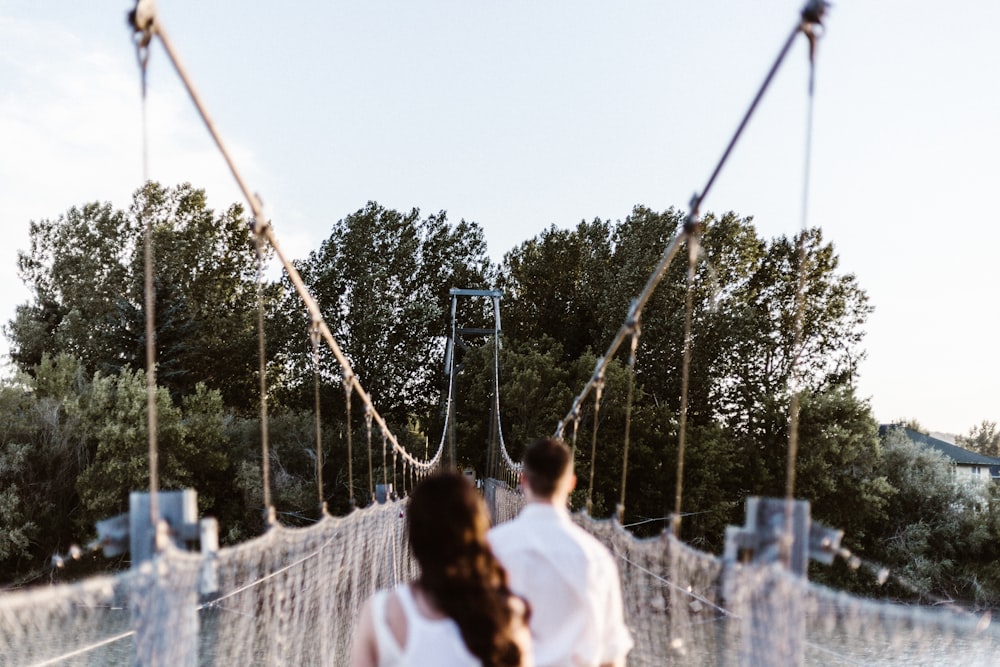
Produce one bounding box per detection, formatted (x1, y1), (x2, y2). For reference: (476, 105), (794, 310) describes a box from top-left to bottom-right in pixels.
(3, 182), (1000, 607)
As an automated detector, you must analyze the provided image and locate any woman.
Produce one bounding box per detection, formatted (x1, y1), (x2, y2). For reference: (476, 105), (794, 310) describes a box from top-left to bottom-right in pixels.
(350, 471), (532, 667)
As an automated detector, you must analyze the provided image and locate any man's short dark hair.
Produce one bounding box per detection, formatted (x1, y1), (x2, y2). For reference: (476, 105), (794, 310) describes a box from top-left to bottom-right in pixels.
(522, 437), (572, 498)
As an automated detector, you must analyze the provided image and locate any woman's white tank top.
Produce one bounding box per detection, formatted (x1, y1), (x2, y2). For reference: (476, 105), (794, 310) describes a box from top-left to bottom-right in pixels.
(371, 584), (481, 667)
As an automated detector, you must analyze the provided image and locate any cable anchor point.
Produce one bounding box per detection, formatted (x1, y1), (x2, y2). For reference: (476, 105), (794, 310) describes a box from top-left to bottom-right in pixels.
(251, 193), (271, 236)
(128, 0), (156, 38)
(625, 299), (641, 334)
(800, 0), (829, 63)
(800, 0), (829, 27)
(128, 0), (156, 84)
(683, 193), (702, 236)
(309, 318), (322, 350)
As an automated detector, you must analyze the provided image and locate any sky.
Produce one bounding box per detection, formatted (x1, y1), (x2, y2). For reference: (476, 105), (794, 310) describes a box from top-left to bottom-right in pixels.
(1, 1), (998, 436)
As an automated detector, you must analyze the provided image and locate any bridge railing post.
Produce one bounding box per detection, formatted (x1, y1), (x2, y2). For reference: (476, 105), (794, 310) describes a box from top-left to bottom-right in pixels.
(722, 497), (843, 667)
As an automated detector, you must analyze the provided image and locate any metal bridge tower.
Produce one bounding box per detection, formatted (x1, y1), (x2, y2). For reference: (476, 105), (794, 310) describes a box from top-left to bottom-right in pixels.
(443, 288), (503, 470)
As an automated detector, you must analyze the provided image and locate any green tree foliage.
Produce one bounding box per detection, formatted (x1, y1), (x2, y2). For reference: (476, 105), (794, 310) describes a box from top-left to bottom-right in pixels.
(274, 202), (491, 430)
(489, 206), (875, 547)
(957, 420), (1000, 457)
(794, 387), (890, 545)
(7, 182), (260, 409)
(858, 427), (1000, 605)
(889, 417), (928, 435)
(498, 220), (614, 362)
(72, 368), (229, 532)
(454, 336), (575, 469)
(10, 201), (131, 371)
(228, 410), (333, 529)
(20, 190), (996, 605)
(0, 353), (243, 584)
(0, 443), (38, 564)
(0, 355), (89, 583)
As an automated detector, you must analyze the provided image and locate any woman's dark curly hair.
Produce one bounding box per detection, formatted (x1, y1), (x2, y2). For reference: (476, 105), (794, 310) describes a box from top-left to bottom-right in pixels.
(407, 471), (524, 667)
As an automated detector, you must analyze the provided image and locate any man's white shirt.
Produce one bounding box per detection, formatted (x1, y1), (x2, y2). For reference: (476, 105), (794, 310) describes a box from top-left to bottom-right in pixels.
(489, 503), (633, 667)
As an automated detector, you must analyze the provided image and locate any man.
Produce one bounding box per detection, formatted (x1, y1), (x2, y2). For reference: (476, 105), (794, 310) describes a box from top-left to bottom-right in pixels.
(488, 437), (633, 667)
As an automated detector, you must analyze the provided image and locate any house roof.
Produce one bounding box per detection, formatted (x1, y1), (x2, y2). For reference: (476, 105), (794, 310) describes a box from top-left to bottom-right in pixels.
(879, 425), (1000, 466)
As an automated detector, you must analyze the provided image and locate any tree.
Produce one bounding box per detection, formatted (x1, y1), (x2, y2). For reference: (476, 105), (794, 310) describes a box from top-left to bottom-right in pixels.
(710, 227), (871, 428)
(72, 368), (229, 532)
(957, 420), (1000, 457)
(863, 427), (998, 603)
(229, 410), (335, 527)
(0, 351), (255, 585)
(9, 201), (132, 372)
(274, 202), (491, 432)
(7, 182), (261, 410)
(3, 194), (889, 588)
(497, 220), (614, 362)
(452, 336), (577, 477)
(794, 387), (891, 546)
(0, 355), (91, 584)
(492, 207), (874, 533)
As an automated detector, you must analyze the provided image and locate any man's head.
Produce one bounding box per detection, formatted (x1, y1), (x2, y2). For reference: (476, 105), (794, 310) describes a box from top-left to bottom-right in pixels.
(521, 437), (575, 502)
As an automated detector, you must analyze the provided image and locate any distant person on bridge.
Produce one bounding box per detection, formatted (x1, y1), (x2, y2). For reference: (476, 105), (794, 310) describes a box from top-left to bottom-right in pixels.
(350, 471), (533, 667)
(488, 437), (633, 667)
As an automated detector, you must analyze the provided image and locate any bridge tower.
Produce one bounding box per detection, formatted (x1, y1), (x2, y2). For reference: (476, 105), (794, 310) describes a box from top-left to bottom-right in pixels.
(443, 288), (503, 471)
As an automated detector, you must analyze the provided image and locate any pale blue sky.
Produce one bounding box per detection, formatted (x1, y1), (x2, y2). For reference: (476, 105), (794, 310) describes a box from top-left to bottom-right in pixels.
(1, 1), (998, 435)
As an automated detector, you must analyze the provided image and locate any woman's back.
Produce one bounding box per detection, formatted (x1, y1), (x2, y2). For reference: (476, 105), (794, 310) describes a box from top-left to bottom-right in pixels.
(370, 584), (481, 667)
(349, 472), (532, 667)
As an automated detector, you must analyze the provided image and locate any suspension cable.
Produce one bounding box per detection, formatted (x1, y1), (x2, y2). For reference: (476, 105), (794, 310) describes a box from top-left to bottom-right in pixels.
(381, 430), (388, 494)
(672, 231), (700, 538)
(617, 309), (641, 524)
(555, 234), (686, 439)
(786, 3), (824, 503)
(490, 298), (523, 479)
(130, 3), (160, 530)
(311, 320), (325, 512)
(144, 19), (261, 226)
(569, 408), (581, 472)
(392, 448), (398, 500)
(344, 380), (355, 509)
(585, 370), (605, 515)
(549, 0), (828, 536)
(783, 0), (826, 564)
(555, 1), (827, 446)
(365, 406), (375, 504)
(255, 236), (274, 523)
(691, 4), (819, 221)
(491, 296), (505, 473)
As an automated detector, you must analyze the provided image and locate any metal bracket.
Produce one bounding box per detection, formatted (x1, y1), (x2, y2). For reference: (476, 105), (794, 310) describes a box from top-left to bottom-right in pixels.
(94, 489), (220, 593)
(723, 496), (843, 577)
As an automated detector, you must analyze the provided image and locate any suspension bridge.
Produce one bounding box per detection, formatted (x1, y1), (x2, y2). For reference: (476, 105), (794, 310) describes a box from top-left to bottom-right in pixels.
(2, 1), (999, 665)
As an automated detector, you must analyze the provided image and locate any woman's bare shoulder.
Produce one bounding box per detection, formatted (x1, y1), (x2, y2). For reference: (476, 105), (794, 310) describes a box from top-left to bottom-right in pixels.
(349, 597), (378, 667)
(385, 588), (408, 647)
(508, 593), (530, 623)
